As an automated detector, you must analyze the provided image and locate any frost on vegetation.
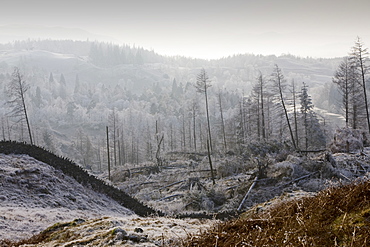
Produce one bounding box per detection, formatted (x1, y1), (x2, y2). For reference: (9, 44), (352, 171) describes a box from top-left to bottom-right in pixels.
(330, 127), (365, 153)
(183, 187), (227, 212)
(216, 158), (247, 178)
(2, 216), (215, 247)
(112, 141), (370, 216)
(243, 140), (291, 160)
(0, 153), (133, 241)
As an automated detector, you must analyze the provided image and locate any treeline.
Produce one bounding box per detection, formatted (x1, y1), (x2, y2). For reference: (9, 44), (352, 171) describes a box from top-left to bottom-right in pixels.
(2, 37), (368, 174)
(0, 61), (328, 172)
(88, 42), (164, 67)
(0, 39), (91, 56)
(0, 39), (206, 68)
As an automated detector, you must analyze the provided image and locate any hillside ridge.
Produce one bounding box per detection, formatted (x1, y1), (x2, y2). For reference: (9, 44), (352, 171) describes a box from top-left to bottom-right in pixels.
(0, 141), (161, 217)
(0, 141), (236, 220)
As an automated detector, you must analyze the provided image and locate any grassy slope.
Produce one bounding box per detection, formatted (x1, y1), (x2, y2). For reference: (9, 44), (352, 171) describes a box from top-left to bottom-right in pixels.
(182, 178), (370, 246)
(0, 141), (161, 217)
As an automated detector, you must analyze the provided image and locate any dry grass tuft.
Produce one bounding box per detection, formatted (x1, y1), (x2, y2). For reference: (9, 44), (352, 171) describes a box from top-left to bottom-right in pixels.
(181, 178), (370, 246)
(0, 219), (85, 247)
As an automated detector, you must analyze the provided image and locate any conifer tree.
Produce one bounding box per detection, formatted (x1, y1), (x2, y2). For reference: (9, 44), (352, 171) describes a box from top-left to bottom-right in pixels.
(300, 83), (326, 151)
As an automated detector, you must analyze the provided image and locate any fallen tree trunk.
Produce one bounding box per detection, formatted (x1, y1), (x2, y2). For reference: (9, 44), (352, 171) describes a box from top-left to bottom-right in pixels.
(157, 194), (184, 201)
(158, 180), (185, 191)
(278, 172), (318, 188)
(237, 176), (258, 211)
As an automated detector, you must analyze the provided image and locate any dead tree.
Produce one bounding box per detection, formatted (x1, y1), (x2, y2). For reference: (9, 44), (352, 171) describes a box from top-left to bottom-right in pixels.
(156, 134), (164, 166)
(271, 65), (296, 149)
(207, 139), (216, 185)
(195, 68), (213, 152)
(106, 126), (111, 181)
(218, 89), (227, 151)
(7, 67), (33, 145)
(350, 37), (370, 134)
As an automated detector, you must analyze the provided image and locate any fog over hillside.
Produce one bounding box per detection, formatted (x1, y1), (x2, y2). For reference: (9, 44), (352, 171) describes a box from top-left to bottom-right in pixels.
(1, 1), (370, 245)
(0, 39), (347, 169)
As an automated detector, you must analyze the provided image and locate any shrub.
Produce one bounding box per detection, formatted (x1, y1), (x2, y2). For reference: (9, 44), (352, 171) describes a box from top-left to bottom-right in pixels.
(243, 140), (291, 160)
(183, 188), (226, 212)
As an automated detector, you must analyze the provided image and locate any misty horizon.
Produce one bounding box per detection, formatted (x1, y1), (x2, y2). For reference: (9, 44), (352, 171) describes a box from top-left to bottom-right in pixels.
(1, 0), (369, 59)
(0, 24), (365, 60)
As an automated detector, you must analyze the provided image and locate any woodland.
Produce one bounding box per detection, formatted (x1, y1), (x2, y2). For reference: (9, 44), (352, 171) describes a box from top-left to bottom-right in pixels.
(1, 37), (370, 246)
(0, 38), (355, 170)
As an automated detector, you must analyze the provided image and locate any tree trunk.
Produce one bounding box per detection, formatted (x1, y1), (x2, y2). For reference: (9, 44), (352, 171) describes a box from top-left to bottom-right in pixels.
(193, 107), (197, 152)
(259, 74), (266, 141)
(205, 88), (213, 152)
(106, 126), (111, 181)
(359, 55), (370, 134)
(17, 71), (33, 145)
(207, 139), (215, 185)
(182, 112), (186, 151)
(275, 65), (296, 149)
(292, 81), (299, 149)
(117, 128), (122, 166)
(218, 91), (227, 151)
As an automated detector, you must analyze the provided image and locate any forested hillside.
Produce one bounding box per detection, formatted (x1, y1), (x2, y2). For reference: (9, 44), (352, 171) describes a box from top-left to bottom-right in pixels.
(0, 39), (345, 171)
(1, 38), (370, 246)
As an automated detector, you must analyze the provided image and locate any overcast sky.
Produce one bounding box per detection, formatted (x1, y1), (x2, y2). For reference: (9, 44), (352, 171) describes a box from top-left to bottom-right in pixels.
(1, 0), (370, 59)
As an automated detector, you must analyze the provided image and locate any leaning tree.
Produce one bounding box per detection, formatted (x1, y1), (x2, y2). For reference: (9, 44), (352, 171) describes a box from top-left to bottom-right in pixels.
(6, 67), (33, 145)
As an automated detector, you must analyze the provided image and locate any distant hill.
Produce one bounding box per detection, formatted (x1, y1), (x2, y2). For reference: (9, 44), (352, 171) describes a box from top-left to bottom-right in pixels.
(0, 25), (119, 44)
(0, 39), (344, 169)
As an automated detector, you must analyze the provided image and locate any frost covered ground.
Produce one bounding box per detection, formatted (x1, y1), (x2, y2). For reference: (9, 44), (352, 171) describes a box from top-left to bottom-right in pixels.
(113, 148), (370, 216)
(11, 216), (213, 246)
(0, 154), (214, 245)
(0, 153), (132, 240)
(2, 145), (370, 245)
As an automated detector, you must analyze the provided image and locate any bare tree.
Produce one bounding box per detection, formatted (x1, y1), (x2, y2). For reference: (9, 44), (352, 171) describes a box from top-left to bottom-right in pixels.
(108, 108), (119, 166)
(191, 99), (199, 152)
(252, 72), (267, 141)
(350, 37), (370, 133)
(106, 126), (111, 181)
(6, 67), (33, 145)
(271, 65), (296, 149)
(217, 89), (227, 151)
(332, 56), (362, 129)
(195, 68), (213, 152)
(333, 58), (351, 127)
(291, 80), (299, 149)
